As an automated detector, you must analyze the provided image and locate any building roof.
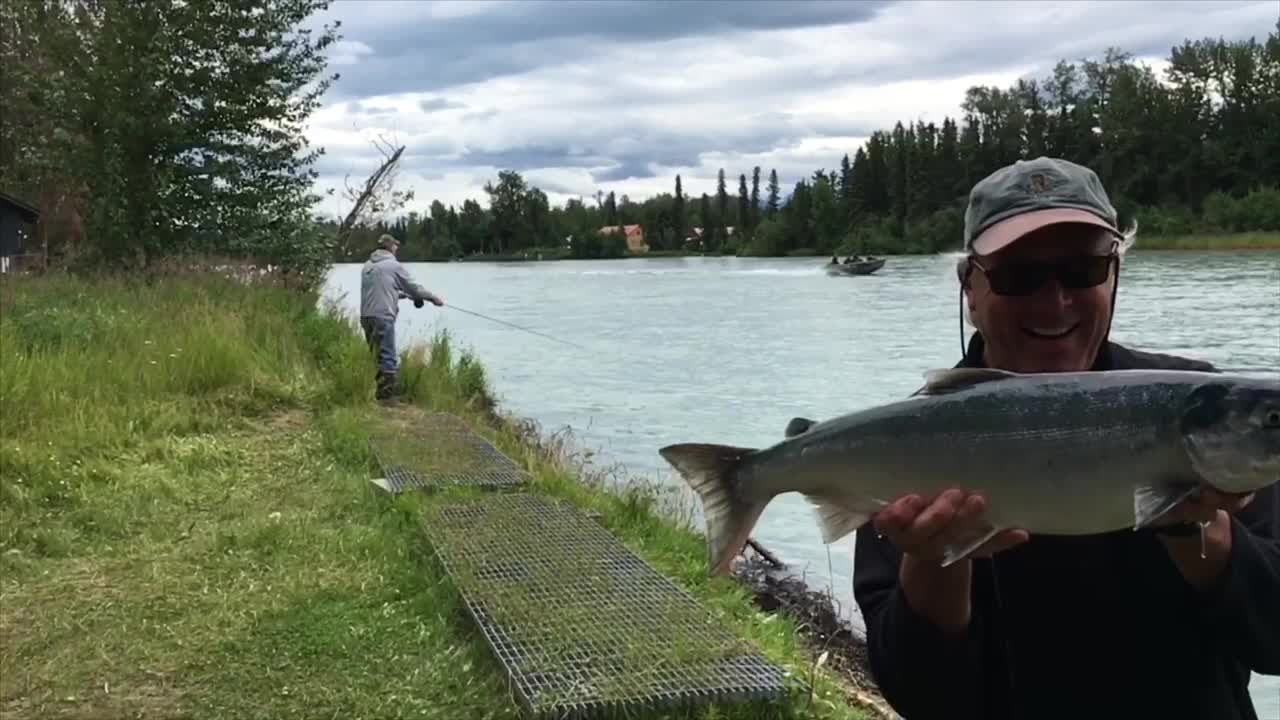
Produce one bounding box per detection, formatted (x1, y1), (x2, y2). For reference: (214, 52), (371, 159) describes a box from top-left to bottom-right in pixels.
(599, 224), (643, 236)
(0, 191), (41, 223)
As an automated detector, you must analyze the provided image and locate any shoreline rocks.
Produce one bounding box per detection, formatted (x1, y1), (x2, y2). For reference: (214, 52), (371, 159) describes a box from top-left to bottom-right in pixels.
(732, 549), (901, 720)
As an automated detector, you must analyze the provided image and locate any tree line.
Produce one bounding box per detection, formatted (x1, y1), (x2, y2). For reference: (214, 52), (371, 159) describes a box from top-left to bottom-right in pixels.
(353, 24), (1279, 261)
(3, 3), (1275, 275)
(1, 0), (340, 287)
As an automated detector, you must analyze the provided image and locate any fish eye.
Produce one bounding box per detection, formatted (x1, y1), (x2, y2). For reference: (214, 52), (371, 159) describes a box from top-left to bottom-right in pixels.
(1265, 408), (1280, 429)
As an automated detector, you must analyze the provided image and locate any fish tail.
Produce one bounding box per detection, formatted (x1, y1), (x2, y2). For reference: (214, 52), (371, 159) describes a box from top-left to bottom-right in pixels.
(659, 442), (765, 577)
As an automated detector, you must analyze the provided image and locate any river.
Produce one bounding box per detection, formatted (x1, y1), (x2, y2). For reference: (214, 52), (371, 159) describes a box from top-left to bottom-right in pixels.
(322, 250), (1279, 715)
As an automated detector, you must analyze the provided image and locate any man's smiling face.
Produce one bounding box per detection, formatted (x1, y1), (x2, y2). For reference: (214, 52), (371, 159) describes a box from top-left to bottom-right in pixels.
(966, 223), (1118, 373)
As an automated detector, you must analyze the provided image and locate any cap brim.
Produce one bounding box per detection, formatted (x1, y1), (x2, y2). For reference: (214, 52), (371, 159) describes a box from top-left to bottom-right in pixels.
(970, 208), (1120, 255)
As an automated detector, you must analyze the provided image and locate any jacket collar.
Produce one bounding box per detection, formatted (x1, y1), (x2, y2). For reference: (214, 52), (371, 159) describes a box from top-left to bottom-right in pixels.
(957, 332), (1117, 371)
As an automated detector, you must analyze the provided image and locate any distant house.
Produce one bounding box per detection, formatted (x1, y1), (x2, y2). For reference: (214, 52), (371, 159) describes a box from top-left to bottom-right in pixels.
(0, 191), (41, 273)
(598, 224), (649, 254)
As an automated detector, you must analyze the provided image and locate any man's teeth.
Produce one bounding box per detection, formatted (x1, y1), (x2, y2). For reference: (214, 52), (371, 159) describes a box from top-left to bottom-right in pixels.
(1025, 325), (1076, 338)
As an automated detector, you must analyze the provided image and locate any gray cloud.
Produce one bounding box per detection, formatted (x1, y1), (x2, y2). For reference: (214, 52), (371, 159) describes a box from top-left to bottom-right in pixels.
(443, 112), (877, 185)
(457, 145), (607, 172)
(461, 108), (499, 122)
(306, 0), (1275, 212)
(524, 176), (591, 197)
(418, 97), (465, 113)
(315, 1), (896, 98)
(591, 159), (651, 184)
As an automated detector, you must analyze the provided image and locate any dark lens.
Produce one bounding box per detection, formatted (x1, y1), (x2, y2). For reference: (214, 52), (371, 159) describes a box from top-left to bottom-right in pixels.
(986, 263), (1050, 296)
(985, 256), (1112, 296)
(1057, 256), (1113, 289)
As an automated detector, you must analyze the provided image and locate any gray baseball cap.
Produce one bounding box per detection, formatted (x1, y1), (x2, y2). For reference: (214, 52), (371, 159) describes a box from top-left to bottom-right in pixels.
(963, 156), (1122, 255)
(378, 233), (399, 250)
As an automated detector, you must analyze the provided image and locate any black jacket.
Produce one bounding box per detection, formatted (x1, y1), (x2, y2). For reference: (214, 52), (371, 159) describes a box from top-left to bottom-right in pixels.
(852, 333), (1280, 720)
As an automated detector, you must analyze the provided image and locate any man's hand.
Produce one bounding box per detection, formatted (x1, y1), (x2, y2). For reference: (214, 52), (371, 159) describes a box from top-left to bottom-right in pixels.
(430, 295), (444, 307)
(872, 490), (1029, 635)
(874, 489), (1029, 564)
(1156, 488), (1253, 588)
(1167, 487), (1255, 525)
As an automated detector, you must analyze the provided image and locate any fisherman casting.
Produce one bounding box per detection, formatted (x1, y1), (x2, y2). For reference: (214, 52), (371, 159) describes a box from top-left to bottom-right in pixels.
(359, 233), (444, 403)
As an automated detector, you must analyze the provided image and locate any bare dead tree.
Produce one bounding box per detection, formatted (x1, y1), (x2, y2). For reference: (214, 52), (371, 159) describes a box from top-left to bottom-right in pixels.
(335, 134), (415, 256)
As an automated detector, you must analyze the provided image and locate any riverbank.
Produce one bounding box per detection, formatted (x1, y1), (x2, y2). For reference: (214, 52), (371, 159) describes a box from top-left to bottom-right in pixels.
(0, 271), (884, 719)
(399, 231), (1280, 263)
(1132, 231), (1280, 251)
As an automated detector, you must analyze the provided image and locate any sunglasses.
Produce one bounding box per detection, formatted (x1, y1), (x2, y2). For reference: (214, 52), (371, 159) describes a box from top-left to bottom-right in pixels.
(969, 252), (1117, 296)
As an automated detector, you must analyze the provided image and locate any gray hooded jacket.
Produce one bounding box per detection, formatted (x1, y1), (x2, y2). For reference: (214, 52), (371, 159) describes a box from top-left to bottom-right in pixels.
(360, 249), (438, 320)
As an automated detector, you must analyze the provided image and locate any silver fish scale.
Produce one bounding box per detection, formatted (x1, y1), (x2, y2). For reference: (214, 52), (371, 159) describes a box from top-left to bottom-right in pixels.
(750, 371), (1225, 536)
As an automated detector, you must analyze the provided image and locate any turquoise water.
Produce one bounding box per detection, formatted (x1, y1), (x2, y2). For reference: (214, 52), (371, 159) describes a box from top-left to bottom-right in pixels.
(323, 250), (1280, 715)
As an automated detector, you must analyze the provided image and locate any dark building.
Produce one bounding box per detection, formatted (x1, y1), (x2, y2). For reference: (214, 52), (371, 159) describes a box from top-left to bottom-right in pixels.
(0, 191), (41, 272)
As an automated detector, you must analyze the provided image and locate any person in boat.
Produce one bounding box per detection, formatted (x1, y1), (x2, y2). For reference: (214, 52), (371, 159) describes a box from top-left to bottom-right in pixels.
(852, 156), (1279, 720)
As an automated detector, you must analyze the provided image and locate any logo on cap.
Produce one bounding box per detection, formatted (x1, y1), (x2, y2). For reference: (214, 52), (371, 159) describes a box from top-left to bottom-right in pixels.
(1028, 173), (1050, 194)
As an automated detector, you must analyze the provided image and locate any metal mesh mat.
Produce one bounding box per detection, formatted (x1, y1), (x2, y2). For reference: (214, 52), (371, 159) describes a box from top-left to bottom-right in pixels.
(423, 493), (787, 718)
(367, 412), (529, 492)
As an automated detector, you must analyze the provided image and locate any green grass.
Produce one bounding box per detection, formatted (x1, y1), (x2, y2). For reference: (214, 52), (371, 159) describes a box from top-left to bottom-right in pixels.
(1134, 231), (1280, 250)
(0, 270), (869, 720)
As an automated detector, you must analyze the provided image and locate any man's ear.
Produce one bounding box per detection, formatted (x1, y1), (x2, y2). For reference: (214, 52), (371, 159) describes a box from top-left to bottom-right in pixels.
(956, 258), (977, 308)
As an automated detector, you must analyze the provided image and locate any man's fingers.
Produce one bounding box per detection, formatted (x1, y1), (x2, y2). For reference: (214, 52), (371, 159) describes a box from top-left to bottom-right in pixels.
(906, 489), (967, 542)
(1170, 488), (1255, 524)
(872, 495), (922, 539)
(952, 493), (986, 527)
(1200, 488), (1255, 512)
(871, 490), (1026, 563)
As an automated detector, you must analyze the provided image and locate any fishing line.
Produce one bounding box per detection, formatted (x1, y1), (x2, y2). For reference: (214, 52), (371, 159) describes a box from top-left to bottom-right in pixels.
(444, 303), (588, 351)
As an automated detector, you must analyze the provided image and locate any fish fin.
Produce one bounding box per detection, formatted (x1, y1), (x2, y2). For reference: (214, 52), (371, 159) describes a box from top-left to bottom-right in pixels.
(914, 367), (1022, 396)
(807, 496), (871, 544)
(940, 525), (1003, 567)
(1133, 482), (1199, 529)
(659, 443), (765, 576)
(784, 417), (817, 438)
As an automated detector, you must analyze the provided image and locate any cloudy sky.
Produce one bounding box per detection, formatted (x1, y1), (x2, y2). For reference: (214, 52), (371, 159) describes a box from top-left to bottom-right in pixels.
(301, 0), (1275, 219)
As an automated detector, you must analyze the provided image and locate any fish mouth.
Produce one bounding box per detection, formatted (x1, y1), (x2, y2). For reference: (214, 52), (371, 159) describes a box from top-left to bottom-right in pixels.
(1021, 322), (1079, 340)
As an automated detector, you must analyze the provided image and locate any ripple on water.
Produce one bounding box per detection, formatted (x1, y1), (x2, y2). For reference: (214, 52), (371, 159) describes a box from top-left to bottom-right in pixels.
(324, 251), (1280, 710)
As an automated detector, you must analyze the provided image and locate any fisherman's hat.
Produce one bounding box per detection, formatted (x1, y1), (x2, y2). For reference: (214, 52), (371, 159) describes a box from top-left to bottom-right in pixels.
(963, 156), (1123, 255)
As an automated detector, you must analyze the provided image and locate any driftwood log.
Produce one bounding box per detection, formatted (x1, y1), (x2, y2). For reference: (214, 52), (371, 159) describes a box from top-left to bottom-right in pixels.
(732, 545), (902, 720)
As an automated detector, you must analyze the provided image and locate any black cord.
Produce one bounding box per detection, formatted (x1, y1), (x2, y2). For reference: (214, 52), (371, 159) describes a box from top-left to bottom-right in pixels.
(990, 554), (1021, 718)
(959, 261), (974, 357)
(963, 247), (1123, 719)
(957, 263), (1020, 715)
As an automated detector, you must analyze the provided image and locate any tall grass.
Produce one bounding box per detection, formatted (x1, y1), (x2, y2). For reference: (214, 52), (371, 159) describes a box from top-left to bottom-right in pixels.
(0, 271), (370, 557)
(0, 271), (871, 720)
(0, 271), (371, 450)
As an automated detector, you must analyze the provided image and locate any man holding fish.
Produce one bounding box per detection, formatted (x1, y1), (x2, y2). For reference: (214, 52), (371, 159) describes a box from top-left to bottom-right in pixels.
(660, 157), (1279, 719)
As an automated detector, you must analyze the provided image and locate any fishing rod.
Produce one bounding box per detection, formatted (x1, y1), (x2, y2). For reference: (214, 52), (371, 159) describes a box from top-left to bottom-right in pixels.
(443, 303), (588, 351)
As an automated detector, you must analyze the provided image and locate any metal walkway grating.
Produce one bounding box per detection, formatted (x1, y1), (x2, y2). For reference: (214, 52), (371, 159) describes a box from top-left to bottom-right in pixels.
(367, 411), (530, 492)
(422, 493), (788, 718)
